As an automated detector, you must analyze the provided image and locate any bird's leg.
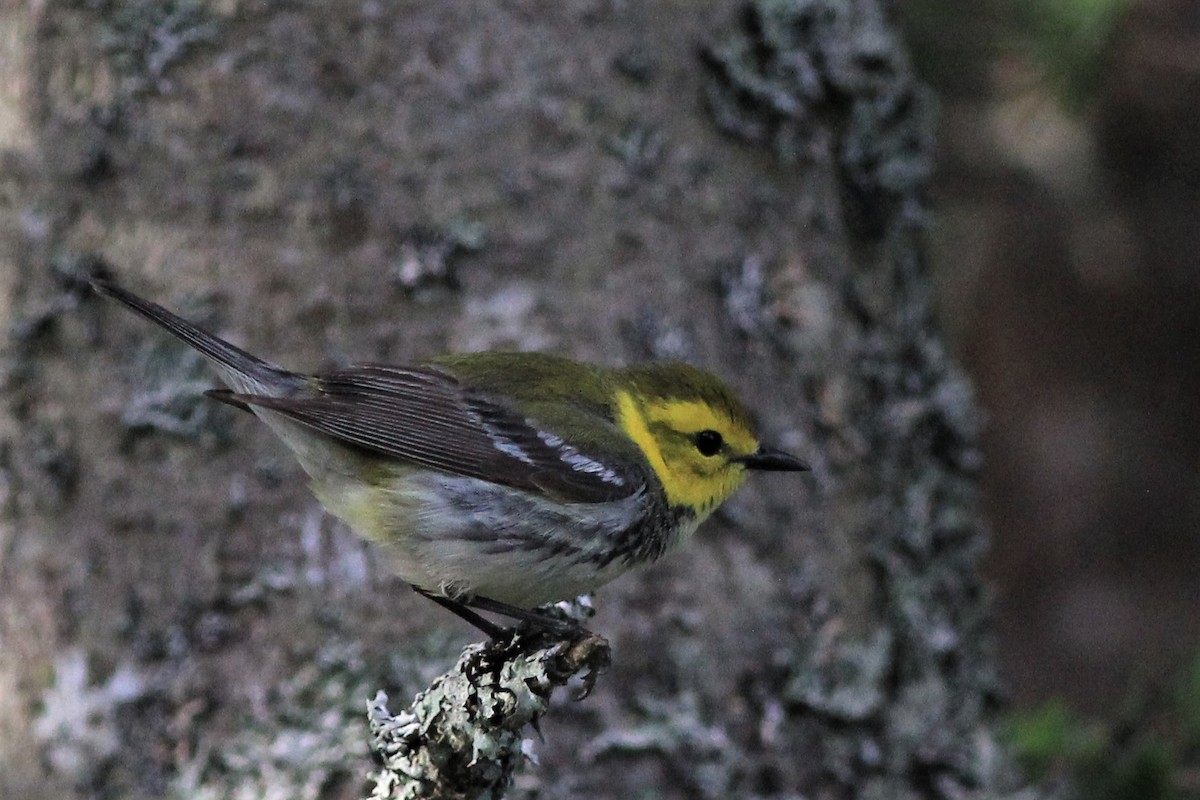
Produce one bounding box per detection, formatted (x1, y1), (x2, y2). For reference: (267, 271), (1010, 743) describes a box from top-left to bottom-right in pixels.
(411, 586), (583, 639)
(463, 594), (583, 638)
(412, 586), (507, 639)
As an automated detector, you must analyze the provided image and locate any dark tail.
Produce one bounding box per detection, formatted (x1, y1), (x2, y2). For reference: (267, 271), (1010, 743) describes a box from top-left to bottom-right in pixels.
(92, 276), (296, 394)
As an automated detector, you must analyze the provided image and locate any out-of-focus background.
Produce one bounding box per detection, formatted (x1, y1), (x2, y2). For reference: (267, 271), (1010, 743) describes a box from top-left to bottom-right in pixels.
(907, 0), (1200, 706)
(905, 0), (1200, 786)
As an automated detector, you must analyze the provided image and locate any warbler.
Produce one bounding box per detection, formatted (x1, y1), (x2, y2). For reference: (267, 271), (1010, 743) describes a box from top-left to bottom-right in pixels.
(93, 276), (807, 632)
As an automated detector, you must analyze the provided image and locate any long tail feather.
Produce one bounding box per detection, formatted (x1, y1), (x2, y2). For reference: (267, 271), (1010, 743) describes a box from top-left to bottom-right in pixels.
(91, 276), (298, 396)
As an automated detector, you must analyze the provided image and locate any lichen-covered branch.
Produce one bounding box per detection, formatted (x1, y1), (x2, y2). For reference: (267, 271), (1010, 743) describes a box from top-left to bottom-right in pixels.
(365, 625), (610, 800)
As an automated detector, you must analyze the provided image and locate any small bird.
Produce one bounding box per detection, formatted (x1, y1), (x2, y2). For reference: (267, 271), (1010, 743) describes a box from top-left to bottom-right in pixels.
(93, 276), (807, 635)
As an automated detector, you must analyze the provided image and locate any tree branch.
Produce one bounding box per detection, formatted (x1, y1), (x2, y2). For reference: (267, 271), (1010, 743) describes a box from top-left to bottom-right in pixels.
(365, 622), (610, 800)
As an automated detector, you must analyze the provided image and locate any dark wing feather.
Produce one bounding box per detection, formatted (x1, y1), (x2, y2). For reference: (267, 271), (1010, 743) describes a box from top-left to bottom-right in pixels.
(227, 364), (637, 504)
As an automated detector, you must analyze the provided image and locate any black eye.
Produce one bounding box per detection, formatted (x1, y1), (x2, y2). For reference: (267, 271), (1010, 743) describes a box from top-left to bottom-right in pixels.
(694, 429), (723, 457)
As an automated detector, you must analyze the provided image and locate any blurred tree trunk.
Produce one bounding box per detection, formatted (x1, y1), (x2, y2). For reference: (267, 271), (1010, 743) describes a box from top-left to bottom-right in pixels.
(0, 1), (1043, 798)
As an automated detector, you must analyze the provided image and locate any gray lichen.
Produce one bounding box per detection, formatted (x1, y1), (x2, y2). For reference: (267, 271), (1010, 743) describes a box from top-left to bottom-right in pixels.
(116, 291), (231, 443)
(98, 0), (221, 97)
(703, 0), (935, 238)
(705, 2), (1040, 798)
(33, 648), (149, 789)
(389, 220), (486, 294)
(366, 625), (610, 800)
(785, 629), (893, 722)
(169, 640), (381, 800)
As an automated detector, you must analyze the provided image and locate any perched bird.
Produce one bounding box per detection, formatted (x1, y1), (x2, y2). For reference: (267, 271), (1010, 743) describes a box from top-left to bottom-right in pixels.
(93, 276), (807, 635)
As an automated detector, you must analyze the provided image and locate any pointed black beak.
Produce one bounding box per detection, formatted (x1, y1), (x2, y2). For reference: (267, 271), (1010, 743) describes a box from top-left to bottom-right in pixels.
(734, 446), (809, 472)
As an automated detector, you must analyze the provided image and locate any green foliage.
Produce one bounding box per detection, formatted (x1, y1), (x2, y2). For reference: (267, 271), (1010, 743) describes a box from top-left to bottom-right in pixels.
(1011, 0), (1131, 112)
(1086, 741), (1177, 800)
(1006, 646), (1200, 800)
(1177, 651), (1200, 748)
(1007, 701), (1105, 776)
(1010, 706), (1177, 800)
(898, 0), (1132, 113)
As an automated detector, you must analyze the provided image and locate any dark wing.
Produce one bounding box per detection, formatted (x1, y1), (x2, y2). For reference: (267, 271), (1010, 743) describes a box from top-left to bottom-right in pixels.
(221, 364), (638, 504)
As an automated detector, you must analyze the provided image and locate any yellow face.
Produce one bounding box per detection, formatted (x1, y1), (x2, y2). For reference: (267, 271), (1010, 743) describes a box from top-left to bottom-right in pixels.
(614, 391), (760, 516)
